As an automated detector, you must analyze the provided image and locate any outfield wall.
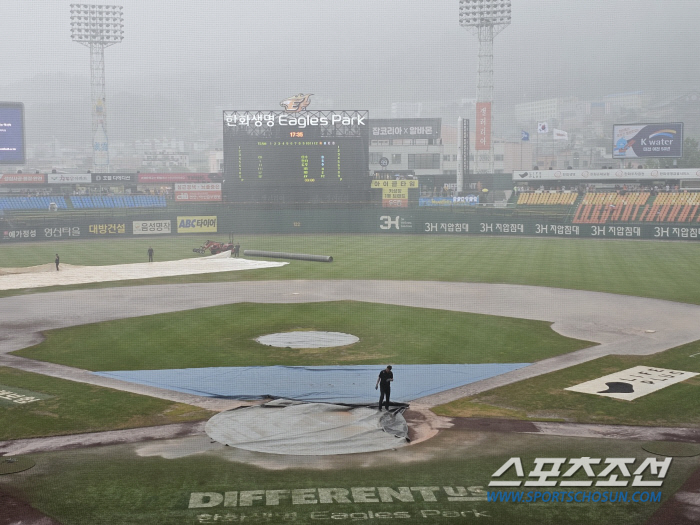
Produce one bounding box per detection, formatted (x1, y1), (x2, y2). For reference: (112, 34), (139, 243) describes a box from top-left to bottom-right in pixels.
(3, 207), (700, 242)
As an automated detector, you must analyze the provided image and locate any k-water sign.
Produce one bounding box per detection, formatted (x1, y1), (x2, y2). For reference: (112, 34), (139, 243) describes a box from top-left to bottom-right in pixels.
(613, 123), (683, 158)
(0, 102), (26, 164)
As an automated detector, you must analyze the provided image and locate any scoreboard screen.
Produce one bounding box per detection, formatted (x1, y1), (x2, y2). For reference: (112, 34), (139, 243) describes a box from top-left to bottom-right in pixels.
(223, 110), (369, 203)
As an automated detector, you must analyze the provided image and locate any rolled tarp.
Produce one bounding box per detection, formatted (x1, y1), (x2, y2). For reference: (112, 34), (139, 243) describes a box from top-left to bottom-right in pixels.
(243, 250), (333, 263)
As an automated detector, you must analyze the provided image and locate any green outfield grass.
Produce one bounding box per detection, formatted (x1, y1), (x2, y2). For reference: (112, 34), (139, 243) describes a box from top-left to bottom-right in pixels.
(12, 302), (593, 370)
(2, 235), (700, 305)
(0, 367), (214, 440)
(0, 428), (693, 525)
(434, 339), (700, 427)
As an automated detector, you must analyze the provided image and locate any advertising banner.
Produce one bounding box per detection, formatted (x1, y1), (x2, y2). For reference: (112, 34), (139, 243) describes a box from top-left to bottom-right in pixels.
(419, 195), (479, 206)
(370, 180), (419, 189)
(565, 366), (698, 401)
(0, 384), (52, 406)
(174, 183), (222, 202)
(41, 226), (82, 239)
(372, 180), (417, 208)
(133, 220), (172, 235)
(513, 168), (700, 181)
(2, 226), (81, 241)
(382, 198), (408, 208)
(48, 173), (92, 184)
(87, 223), (127, 235)
(92, 173), (137, 183)
(0, 102), (25, 164)
(138, 173), (214, 183)
(175, 191), (221, 202)
(0, 173), (45, 184)
(2, 228), (38, 241)
(176, 216), (218, 233)
(613, 123), (684, 158)
(381, 187), (409, 200)
(475, 102), (491, 151)
(369, 118), (441, 140)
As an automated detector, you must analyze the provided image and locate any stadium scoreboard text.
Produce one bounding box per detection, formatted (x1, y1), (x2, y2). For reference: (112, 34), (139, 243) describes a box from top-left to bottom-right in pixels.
(223, 110), (369, 203)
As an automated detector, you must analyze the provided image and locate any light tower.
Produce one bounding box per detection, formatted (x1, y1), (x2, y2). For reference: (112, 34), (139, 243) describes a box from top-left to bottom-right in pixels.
(459, 0), (511, 176)
(70, 4), (124, 172)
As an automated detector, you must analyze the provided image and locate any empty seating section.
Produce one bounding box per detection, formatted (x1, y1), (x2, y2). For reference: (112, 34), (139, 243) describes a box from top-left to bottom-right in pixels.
(579, 192), (650, 206)
(0, 195), (166, 210)
(572, 193), (645, 224)
(573, 192), (700, 223)
(70, 195), (166, 209)
(0, 196), (68, 210)
(516, 192), (577, 205)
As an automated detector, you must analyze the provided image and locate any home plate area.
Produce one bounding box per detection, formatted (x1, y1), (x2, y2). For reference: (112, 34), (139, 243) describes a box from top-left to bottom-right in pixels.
(94, 363), (530, 455)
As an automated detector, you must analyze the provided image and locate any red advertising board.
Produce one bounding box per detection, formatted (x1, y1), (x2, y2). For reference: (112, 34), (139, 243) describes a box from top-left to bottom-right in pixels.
(475, 102), (491, 151)
(137, 173), (214, 183)
(0, 173), (45, 184)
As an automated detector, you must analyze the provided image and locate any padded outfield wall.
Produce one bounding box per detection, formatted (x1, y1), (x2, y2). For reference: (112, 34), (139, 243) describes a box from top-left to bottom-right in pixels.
(3, 205), (700, 242)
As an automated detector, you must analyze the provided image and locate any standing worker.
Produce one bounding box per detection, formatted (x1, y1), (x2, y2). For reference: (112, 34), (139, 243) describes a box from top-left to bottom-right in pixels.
(375, 365), (393, 411)
(55, 254), (60, 271)
(233, 242), (240, 258)
(147, 246), (154, 262)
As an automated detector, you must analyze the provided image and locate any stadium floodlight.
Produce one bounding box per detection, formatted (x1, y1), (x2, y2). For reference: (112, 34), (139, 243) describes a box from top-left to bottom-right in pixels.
(459, 0), (511, 176)
(70, 4), (124, 172)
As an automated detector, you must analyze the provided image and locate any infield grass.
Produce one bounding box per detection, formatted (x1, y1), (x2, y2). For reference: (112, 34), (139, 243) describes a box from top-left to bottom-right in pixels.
(2, 235), (700, 304)
(0, 367), (214, 440)
(434, 339), (700, 427)
(12, 302), (593, 370)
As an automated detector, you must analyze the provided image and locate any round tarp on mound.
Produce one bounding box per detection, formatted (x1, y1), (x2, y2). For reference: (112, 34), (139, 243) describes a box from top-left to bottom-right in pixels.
(256, 331), (359, 348)
(206, 400), (409, 455)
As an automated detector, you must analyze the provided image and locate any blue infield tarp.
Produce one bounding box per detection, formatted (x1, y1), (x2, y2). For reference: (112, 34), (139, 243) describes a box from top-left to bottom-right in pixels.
(94, 364), (530, 404)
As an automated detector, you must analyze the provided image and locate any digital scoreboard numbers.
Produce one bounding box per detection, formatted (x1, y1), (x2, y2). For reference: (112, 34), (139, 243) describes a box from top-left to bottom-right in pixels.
(239, 140), (343, 183)
(223, 110), (369, 203)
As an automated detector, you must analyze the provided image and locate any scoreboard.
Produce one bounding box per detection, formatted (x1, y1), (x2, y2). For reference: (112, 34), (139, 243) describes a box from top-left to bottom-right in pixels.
(223, 110), (369, 203)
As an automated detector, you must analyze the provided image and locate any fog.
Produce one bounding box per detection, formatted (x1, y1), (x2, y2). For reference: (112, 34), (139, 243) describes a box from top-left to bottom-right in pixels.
(2, 0), (699, 146)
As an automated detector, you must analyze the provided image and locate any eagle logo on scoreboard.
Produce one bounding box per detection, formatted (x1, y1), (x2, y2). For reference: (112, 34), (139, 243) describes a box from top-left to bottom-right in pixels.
(280, 93), (313, 113)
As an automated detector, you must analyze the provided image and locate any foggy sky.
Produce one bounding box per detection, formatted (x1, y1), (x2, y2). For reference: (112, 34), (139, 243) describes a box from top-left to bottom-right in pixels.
(2, 0), (699, 145)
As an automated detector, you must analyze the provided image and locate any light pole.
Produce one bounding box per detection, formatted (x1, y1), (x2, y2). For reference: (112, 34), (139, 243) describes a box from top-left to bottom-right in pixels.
(459, 0), (511, 175)
(70, 4), (124, 172)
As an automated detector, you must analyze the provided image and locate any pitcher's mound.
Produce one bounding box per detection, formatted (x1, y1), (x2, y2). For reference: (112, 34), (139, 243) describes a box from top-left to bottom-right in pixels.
(206, 400), (409, 455)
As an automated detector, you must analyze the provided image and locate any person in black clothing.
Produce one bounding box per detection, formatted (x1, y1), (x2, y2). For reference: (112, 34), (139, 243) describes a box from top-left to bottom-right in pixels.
(55, 254), (60, 271)
(233, 242), (240, 258)
(147, 247), (154, 262)
(375, 365), (393, 411)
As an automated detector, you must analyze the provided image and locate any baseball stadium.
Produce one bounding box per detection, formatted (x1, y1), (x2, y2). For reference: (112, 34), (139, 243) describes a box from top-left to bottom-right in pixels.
(4, 2), (700, 525)
(4, 158), (700, 525)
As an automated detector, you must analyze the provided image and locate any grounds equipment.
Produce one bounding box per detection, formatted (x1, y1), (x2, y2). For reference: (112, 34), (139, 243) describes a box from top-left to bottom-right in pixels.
(193, 240), (233, 255)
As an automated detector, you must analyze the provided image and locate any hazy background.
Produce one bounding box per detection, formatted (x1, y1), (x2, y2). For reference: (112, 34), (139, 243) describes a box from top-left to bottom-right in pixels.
(2, 0), (699, 146)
